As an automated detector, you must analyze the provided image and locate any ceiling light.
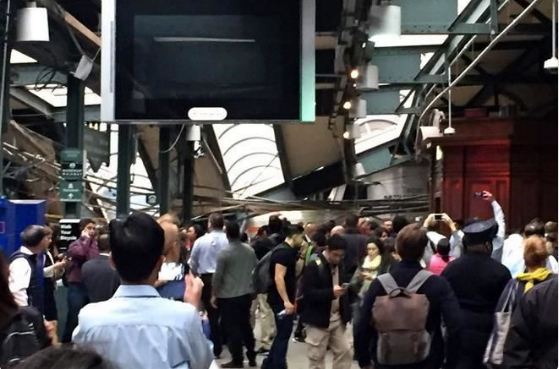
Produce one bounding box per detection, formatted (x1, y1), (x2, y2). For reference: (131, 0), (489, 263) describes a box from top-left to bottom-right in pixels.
(343, 130), (351, 139)
(16, 2), (50, 42)
(368, 4), (401, 43)
(343, 101), (352, 110)
(350, 69), (359, 79)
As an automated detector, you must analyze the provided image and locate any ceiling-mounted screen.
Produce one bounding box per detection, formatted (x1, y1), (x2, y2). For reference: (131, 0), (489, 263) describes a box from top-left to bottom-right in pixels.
(101, 0), (315, 123)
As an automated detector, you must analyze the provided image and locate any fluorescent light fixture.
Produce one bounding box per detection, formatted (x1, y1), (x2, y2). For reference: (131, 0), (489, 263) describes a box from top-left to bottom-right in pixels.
(153, 37), (255, 43)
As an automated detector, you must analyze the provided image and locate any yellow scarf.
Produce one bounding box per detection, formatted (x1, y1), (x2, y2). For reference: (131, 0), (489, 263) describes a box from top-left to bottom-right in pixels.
(362, 255), (382, 272)
(516, 268), (553, 293)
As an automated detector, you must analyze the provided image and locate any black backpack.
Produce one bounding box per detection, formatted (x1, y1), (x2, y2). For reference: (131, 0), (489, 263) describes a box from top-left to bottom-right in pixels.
(0, 311), (40, 367)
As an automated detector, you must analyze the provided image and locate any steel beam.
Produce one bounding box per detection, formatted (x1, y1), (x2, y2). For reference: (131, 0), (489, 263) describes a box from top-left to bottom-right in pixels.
(204, 126), (230, 190)
(10, 87), (53, 119)
(273, 126), (293, 187)
(158, 127), (170, 214)
(64, 76), (85, 218)
(182, 142), (195, 224)
(10, 64), (66, 87)
(52, 105), (99, 123)
(116, 125), (133, 217)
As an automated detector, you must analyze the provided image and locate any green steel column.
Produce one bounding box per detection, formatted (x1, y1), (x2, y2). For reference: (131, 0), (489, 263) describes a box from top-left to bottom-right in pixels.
(64, 76), (85, 218)
(182, 141), (194, 224)
(0, 0), (14, 197)
(158, 127), (170, 214)
(116, 124), (133, 218)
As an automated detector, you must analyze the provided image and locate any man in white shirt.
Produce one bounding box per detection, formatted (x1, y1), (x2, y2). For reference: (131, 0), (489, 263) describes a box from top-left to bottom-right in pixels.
(9, 225), (51, 315)
(73, 213), (213, 369)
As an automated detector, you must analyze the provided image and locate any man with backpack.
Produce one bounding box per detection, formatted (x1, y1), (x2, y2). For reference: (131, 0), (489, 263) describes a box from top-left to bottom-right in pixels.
(354, 223), (462, 369)
(260, 225), (305, 369)
(300, 234), (352, 369)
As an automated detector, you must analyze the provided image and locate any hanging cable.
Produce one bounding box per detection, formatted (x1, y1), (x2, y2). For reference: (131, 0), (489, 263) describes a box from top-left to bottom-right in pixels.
(159, 125), (186, 154)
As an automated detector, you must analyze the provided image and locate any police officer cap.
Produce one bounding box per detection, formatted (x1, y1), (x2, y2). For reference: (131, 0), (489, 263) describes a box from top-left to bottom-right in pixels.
(462, 219), (498, 247)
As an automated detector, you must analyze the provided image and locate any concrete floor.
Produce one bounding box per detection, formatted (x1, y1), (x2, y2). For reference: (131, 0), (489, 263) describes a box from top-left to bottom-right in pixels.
(215, 319), (360, 369)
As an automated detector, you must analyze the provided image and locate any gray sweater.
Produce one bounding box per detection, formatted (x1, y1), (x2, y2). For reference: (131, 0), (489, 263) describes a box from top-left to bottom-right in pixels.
(213, 240), (258, 299)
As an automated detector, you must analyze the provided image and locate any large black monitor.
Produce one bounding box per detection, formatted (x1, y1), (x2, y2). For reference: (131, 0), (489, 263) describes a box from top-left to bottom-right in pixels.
(101, 0), (315, 123)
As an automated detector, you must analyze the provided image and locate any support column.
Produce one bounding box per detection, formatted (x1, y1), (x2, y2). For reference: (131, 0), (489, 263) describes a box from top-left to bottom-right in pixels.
(182, 142), (194, 224)
(64, 76), (85, 218)
(158, 127), (171, 214)
(0, 0), (14, 196)
(116, 125), (133, 218)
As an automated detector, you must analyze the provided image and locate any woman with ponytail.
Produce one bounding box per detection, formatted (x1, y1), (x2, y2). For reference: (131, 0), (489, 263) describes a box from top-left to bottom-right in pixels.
(427, 238), (455, 275)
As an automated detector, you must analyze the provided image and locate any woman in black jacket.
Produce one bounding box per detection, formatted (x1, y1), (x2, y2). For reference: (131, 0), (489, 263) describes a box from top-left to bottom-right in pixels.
(503, 277), (557, 369)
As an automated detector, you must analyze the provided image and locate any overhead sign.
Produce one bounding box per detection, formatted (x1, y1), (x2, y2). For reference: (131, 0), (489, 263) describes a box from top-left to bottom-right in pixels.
(61, 149), (84, 180)
(84, 126), (110, 172)
(59, 218), (81, 253)
(60, 181), (83, 202)
(146, 194), (158, 206)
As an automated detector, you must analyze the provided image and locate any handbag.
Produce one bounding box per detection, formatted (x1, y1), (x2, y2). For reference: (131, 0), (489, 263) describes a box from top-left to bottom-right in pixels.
(483, 280), (517, 367)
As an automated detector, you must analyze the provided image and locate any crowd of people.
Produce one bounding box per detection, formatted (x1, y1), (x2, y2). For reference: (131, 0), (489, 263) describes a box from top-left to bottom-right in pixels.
(0, 190), (557, 369)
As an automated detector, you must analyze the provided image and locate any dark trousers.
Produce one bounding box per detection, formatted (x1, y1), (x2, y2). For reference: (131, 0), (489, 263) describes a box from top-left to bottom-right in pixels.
(219, 294), (256, 364)
(62, 282), (88, 343)
(263, 307), (295, 369)
(201, 273), (222, 356)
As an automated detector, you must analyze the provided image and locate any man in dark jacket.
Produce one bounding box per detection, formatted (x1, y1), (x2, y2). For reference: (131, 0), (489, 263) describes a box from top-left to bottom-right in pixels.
(81, 234), (120, 303)
(342, 214), (368, 283)
(503, 277), (558, 369)
(355, 223), (462, 369)
(301, 234), (352, 369)
(442, 219), (511, 369)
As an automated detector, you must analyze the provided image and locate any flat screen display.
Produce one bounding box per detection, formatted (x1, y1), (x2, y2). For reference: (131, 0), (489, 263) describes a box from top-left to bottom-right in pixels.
(112, 0), (305, 121)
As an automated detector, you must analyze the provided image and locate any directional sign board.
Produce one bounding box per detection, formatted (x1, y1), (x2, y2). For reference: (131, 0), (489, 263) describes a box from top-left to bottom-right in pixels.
(61, 149), (84, 180)
(59, 218), (81, 252)
(60, 180), (83, 202)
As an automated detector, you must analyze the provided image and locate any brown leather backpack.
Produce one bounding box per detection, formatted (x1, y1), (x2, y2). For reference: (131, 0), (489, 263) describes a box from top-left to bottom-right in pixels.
(372, 270), (433, 365)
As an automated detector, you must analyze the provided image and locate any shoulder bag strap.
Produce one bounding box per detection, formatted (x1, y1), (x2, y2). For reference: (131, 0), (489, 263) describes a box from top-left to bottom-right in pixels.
(406, 270), (433, 293)
(377, 274), (399, 294)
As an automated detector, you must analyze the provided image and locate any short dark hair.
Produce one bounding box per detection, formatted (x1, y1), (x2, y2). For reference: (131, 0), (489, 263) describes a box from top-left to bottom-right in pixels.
(373, 227), (388, 239)
(384, 237), (396, 253)
(525, 220), (545, 237)
(226, 221), (241, 240)
(368, 219), (381, 231)
(209, 213), (224, 230)
(268, 215), (283, 234)
(436, 238), (451, 261)
(190, 224), (205, 239)
(15, 346), (114, 369)
(345, 214), (359, 229)
(79, 218), (95, 231)
(257, 225), (269, 237)
(392, 215), (409, 234)
(311, 231), (327, 247)
(327, 234), (347, 251)
(97, 234), (111, 252)
(396, 223), (428, 262)
(109, 213), (164, 283)
(21, 225), (47, 248)
(285, 224), (304, 239)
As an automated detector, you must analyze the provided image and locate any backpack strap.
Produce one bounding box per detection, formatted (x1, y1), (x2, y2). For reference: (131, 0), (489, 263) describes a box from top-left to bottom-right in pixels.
(406, 270), (433, 293)
(377, 274), (399, 294)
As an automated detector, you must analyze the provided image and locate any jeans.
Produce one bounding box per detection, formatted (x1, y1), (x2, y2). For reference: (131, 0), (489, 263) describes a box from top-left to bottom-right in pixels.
(263, 307), (295, 369)
(219, 294), (256, 364)
(62, 283), (89, 343)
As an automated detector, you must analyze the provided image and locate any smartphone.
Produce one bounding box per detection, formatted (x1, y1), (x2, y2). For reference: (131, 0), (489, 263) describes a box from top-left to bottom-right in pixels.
(434, 214), (443, 221)
(474, 191), (483, 198)
(341, 283), (350, 289)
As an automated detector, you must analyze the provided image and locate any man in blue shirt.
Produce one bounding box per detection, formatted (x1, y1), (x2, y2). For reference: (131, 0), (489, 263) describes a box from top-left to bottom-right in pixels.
(189, 213), (228, 357)
(73, 213), (213, 369)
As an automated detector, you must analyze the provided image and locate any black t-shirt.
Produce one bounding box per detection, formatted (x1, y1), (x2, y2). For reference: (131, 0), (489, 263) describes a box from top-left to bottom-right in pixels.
(267, 243), (298, 310)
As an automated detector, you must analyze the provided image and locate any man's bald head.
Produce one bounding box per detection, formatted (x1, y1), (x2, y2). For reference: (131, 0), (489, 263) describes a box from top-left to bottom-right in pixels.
(305, 222), (318, 238)
(331, 226), (345, 236)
